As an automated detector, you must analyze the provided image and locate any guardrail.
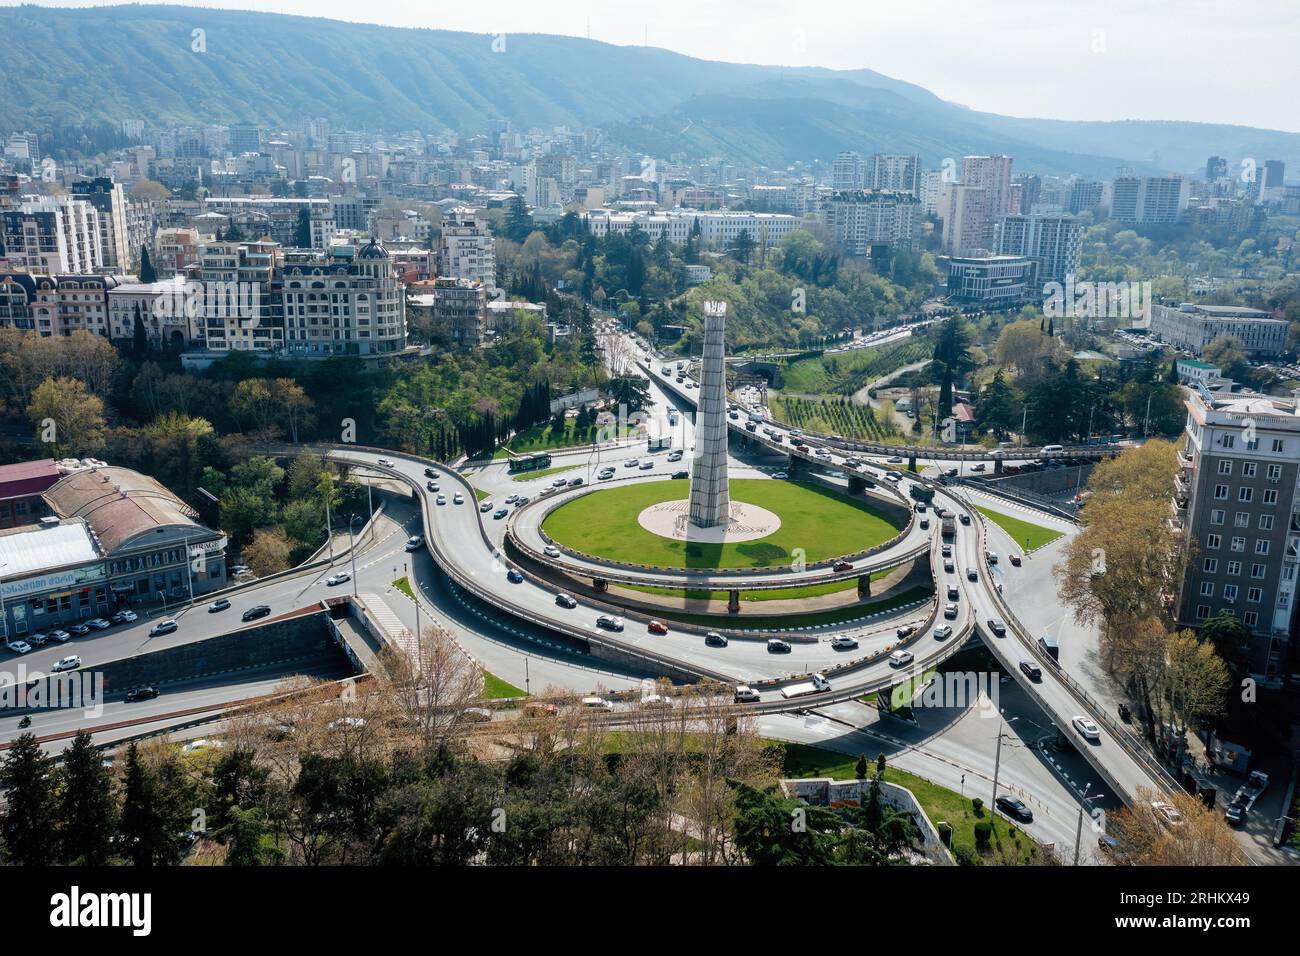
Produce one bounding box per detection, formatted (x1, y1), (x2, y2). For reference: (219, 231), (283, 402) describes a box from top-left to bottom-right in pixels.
(952, 486), (1179, 802)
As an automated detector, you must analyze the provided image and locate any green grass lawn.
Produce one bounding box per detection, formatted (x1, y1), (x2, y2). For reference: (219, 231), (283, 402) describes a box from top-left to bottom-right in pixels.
(392, 577), (415, 600)
(975, 506), (1063, 552)
(493, 422), (637, 458)
(481, 671), (526, 699)
(542, 478), (902, 570)
(473, 487), (490, 503)
(778, 742), (1039, 864)
(511, 464), (579, 483)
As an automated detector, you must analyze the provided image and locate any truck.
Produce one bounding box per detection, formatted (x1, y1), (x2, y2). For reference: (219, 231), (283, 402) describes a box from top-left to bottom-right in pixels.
(648, 435), (672, 451)
(909, 484), (935, 504)
(941, 515), (956, 537)
(779, 673), (831, 700)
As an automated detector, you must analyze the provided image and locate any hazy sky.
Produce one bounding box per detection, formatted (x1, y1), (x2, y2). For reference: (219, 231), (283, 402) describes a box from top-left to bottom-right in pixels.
(24, 0), (1300, 131)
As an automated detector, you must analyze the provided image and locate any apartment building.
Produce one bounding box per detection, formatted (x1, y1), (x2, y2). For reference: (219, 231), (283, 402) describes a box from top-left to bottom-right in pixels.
(940, 185), (989, 256)
(153, 227), (202, 277)
(2, 195), (103, 273)
(831, 152), (865, 191)
(994, 214), (1083, 283)
(439, 213), (496, 286)
(1175, 386), (1300, 681)
(1109, 176), (1189, 223)
(1068, 179), (1105, 215)
(71, 178), (133, 271)
(822, 190), (921, 256)
(1150, 302), (1287, 358)
(408, 277), (486, 346)
(0, 273), (123, 337)
(277, 239), (406, 356)
(108, 275), (193, 349)
(190, 239), (280, 352)
(203, 197), (335, 248)
(961, 155), (1014, 231)
(869, 154), (922, 195)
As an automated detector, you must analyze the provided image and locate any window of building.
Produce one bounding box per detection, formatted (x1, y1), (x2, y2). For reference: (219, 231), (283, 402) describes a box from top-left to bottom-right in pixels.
(1235, 512), (1250, 527)
(1226, 560), (1241, 575)
(1231, 537), (1246, 552)
(1207, 533), (1221, 549)
(1264, 489), (1278, 505)
(1243, 462), (1257, 478)
(1210, 509), (1225, 525)
(1248, 587), (1263, 603)
(1218, 460), (1233, 474)
(1251, 563), (1266, 578)
(1223, 435), (1235, 449)
(1239, 487), (1253, 502)
(1196, 605), (1210, 620)
(1200, 581), (1215, 596)
(1256, 540), (1270, 555)
(1224, 584), (1239, 601)
(1272, 439), (1284, 453)
(1260, 515), (1274, 531)
(1215, 484), (1229, 500)
(1203, 558), (1218, 573)
(1243, 611), (1258, 627)
(1268, 464), (1282, 480)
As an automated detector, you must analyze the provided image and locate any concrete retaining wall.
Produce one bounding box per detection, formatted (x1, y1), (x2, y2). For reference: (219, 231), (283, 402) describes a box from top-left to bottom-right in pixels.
(780, 776), (953, 864)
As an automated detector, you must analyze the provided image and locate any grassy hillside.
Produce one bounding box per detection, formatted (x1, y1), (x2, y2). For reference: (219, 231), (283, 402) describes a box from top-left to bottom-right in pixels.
(3, 4), (1297, 175)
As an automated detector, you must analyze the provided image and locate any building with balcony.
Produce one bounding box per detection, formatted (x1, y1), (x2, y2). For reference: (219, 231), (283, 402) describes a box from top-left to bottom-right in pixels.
(1175, 385), (1300, 682)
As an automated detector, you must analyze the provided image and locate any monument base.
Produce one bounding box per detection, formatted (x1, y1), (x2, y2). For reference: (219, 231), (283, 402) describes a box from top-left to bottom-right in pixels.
(636, 500), (781, 544)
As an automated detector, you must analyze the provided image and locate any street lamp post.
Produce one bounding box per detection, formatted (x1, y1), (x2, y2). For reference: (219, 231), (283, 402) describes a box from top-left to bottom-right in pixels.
(990, 716), (1020, 815)
(1073, 784), (1101, 865)
(347, 516), (361, 598)
(0, 561), (8, 644)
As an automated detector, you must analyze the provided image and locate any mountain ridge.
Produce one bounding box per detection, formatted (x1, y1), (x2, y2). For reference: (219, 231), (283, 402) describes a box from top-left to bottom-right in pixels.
(3, 4), (1298, 176)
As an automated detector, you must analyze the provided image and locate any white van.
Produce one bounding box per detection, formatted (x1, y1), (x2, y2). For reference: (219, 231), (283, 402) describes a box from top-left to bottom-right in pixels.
(1042, 444), (1064, 453)
(581, 696), (613, 710)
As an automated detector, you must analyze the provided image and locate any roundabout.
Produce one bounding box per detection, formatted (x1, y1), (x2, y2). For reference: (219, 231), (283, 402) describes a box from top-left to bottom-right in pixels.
(541, 477), (903, 570)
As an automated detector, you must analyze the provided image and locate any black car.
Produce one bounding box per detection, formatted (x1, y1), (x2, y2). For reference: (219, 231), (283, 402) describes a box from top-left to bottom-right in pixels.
(242, 604), (272, 622)
(704, 631), (729, 648)
(767, 639), (792, 653)
(995, 795), (1034, 823)
(958, 513), (971, 525)
(424, 467), (437, 478)
(1018, 660), (1042, 681)
(125, 687), (160, 703)
(671, 470), (689, 479)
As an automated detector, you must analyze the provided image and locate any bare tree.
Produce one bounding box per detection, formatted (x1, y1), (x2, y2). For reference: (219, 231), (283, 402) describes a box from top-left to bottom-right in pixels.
(1106, 788), (1247, 865)
(376, 622), (483, 753)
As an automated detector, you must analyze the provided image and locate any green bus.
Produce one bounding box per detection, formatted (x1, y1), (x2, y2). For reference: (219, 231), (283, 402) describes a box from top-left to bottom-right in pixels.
(507, 452), (553, 474)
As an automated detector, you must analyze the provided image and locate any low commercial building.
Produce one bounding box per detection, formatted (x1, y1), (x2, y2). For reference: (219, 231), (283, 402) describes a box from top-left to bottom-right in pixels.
(1150, 302), (1287, 358)
(945, 255), (1037, 306)
(0, 459), (59, 529)
(0, 463), (230, 635)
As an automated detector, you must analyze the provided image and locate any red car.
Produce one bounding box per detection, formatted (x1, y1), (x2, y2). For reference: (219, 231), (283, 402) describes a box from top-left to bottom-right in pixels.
(647, 620), (669, 635)
(833, 560), (854, 572)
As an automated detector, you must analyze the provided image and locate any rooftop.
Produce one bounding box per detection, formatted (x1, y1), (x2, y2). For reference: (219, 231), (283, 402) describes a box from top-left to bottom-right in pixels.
(43, 466), (206, 554)
(0, 520), (99, 579)
(0, 458), (59, 500)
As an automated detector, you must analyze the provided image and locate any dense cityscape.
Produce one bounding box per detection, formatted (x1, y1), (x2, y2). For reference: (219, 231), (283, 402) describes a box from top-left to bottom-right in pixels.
(0, 0), (1295, 929)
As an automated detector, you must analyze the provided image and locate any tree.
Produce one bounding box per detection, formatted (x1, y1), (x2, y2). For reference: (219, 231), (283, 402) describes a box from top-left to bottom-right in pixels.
(730, 782), (840, 865)
(979, 369), (1020, 440)
(727, 229), (756, 265)
(243, 527), (293, 576)
(0, 734), (58, 866)
(604, 376), (651, 414)
(504, 195), (534, 244)
(132, 301), (149, 355)
(118, 743), (192, 866)
(215, 806), (278, 865)
(378, 623), (483, 753)
(27, 376), (106, 457)
(57, 730), (118, 865)
(1107, 788), (1245, 865)
(929, 317), (975, 414)
(138, 246), (157, 283)
(1202, 335), (1250, 380)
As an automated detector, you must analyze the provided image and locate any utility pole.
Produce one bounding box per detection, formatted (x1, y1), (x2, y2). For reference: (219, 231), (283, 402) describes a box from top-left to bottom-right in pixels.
(991, 716), (1019, 814)
(347, 517), (360, 598)
(1020, 407), (1027, 447)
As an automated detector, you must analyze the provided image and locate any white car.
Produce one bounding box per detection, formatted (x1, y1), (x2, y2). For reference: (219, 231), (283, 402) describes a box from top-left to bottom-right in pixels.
(623, 458), (639, 468)
(504, 494), (519, 504)
(49, 630), (72, 643)
(1151, 800), (1185, 828)
(183, 738), (225, 753)
(830, 636), (859, 650)
(1072, 716), (1101, 741)
(453, 493), (464, 504)
(932, 624), (953, 639)
(544, 545), (562, 558)
(771, 471), (788, 480)
(6, 641), (32, 655)
(51, 655), (82, 672)
(889, 650), (914, 668)
(436, 494), (447, 505)
(377, 458), (394, 467)
(86, 618), (111, 630)
(326, 571), (351, 586)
